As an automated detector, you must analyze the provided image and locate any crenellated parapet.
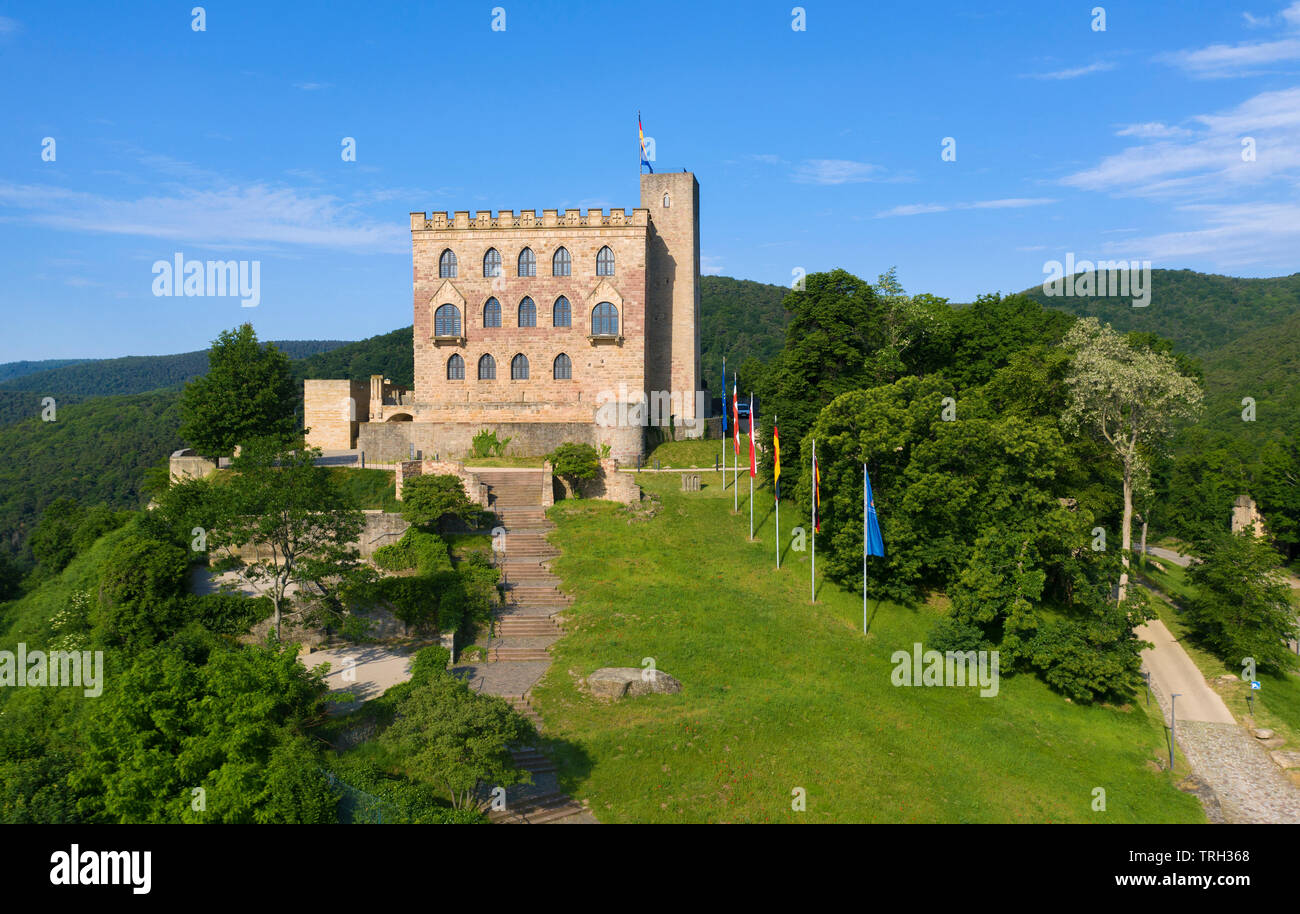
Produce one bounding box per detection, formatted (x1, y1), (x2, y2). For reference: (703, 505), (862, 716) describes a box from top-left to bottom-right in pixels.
(410, 208), (650, 232)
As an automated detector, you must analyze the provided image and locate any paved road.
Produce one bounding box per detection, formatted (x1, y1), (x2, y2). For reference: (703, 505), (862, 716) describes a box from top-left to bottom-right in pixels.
(305, 644), (413, 714)
(1136, 619), (1235, 724)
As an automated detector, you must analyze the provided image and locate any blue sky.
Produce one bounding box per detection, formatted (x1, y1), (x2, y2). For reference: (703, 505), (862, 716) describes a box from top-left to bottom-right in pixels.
(3, 0), (1300, 361)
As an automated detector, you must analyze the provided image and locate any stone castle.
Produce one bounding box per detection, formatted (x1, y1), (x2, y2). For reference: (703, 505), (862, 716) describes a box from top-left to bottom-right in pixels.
(304, 171), (702, 463)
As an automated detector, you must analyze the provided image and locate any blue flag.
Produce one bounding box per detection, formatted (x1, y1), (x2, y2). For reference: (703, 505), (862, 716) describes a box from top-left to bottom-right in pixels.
(721, 357), (727, 433)
(864, 465), (885, 558)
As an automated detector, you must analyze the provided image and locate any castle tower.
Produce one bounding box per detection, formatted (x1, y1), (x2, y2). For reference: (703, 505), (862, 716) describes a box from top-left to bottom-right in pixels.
(641, 172), (702, 432)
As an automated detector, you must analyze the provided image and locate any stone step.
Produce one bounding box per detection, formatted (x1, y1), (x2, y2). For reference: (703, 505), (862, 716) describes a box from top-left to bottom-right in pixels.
(491, 798), (588, 824)
(495, 620), (562, 636)
(489, 648), (552, 662)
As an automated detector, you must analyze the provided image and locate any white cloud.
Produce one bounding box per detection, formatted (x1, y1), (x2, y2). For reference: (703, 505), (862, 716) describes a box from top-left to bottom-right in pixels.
(1161, 38), (1300, 77)
(700, 255), (724, 275)
(875, 198), (1057, 218)
(1164, 7), (1300, 77)
(1062, 87), (1300, 197)
(294, 82), (331, 91)
(0, 16), (19, 35)
(1115, 122), (1193, 138)
(1065, 84), (1300, 269)
(0, 181), (407, 253)
(1021, 61), (1115, 80)
(792, 159), (884, 185)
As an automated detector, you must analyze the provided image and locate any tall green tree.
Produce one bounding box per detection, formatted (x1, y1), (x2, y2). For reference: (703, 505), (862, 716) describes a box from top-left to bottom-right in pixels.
(179, 324), (297, 456)
(204, 442), (369, 638)
(1061, 318), (1203, 602)
(379, 672), (533, 810)
(1184, 530), (1299, 674)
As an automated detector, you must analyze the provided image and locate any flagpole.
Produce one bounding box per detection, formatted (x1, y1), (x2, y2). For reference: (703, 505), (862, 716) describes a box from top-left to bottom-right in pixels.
(721, 357), (726, 489)
(811, 439), (816, 604)
(748, 394), (754, 541)
(863, 462), (868, 635)
(775, 414), (780, 569)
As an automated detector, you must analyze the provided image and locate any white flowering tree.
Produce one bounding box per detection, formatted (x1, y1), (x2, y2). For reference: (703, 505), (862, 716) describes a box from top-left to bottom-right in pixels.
(1062, 318), (1203, 602)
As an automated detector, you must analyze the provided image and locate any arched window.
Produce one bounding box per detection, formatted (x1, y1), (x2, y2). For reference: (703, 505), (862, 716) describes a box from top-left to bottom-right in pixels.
(478, 354), (496, 380)
(518, 296), (536, 327)
(592, 302), (619, 336)
(552, 247), (571, 276)
(483, 248), (501, 278)
(553, 353), (572, 380)
(511, 353), (529, 380)
(447, 353), (465, 380)
(439, 249), (457, 278)
(553, 295), (571, 327)
(434, 303), (461, 337)
(596, 246), (615, 276)
(663, 193), (671, 208)
(483, 297), (502, 328)
(518, 247), (536, 277)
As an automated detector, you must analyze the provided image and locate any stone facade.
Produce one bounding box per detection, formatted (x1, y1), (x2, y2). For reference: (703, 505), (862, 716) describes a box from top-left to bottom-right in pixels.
(304, 172), (703, 463)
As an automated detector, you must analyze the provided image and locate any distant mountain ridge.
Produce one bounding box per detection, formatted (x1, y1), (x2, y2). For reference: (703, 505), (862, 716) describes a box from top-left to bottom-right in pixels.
(1022, 269), (1300, 356)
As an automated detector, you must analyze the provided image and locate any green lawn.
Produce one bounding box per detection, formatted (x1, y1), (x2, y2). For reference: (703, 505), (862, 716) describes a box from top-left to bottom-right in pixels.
(646, 435), (751, 469)
(328, 467), (400, 512)
(463, 456), (548, 467)
(530, 473), (1205, 823)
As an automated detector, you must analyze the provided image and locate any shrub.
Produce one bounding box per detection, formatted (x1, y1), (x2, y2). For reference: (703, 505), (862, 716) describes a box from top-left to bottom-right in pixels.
(399, 475), (479, 531)
(372, 528), (452, 575)
(547, 442), (600, 497)
(471, 429), (510, 458)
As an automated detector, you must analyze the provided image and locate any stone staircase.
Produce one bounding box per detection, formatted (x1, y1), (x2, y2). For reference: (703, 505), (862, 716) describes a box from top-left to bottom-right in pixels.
(457, 468), (592, 824)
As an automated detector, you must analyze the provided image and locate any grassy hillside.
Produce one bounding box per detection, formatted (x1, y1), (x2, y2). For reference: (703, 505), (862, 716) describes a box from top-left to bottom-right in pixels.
(533, 472), (1205, 823)
(1023, 269), (1300, 356)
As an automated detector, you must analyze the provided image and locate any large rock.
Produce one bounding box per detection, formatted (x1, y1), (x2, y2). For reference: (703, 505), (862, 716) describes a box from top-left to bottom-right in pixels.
(587, 667), (682, 700)
(1270, 751), (1300, 770)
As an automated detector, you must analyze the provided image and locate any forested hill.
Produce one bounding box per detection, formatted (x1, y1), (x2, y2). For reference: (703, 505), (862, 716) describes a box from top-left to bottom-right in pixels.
(1022, 269), (1300, 356)
(699, 275), (791, 389)
(0, 358), (91, 384)
(0, 339), (350, 399)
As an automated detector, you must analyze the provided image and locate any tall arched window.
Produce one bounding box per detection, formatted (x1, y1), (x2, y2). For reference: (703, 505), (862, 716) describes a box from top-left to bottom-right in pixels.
(478, 354), (496, 380)
(483, 248), (501, 278)
(553, 353), (572, 380)
(663, 193), (671, 208)
(592, 302), (619, 336)
(596, 246), (615, 276)
(553, 296), (571, 327)
(511, 353), (529, 380)
(434, 303), (461, 337)
(552, 247), (571, 277)
(518, 247), (536, 277)
(518, 296), (536, 327)
(483, 297), (502, 328)
(439, 249), (457, 278)
(447, 353), (465, 380)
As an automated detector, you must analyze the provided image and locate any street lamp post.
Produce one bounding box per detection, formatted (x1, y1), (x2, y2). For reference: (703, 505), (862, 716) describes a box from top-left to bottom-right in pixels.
(1169, 692), (1181, 771)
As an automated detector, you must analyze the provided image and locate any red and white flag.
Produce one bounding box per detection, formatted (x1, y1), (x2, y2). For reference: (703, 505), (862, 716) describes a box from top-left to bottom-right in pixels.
(747, 394), (757, 477)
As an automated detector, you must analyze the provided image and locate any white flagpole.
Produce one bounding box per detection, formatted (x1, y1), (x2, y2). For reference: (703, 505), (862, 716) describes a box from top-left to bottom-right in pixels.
(748, 394), (754, 541)
(721, 357), (726, 489)
(775, 413), (780, 569)
(863, 462), (868, 634)
(811, 439), (816, 604)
